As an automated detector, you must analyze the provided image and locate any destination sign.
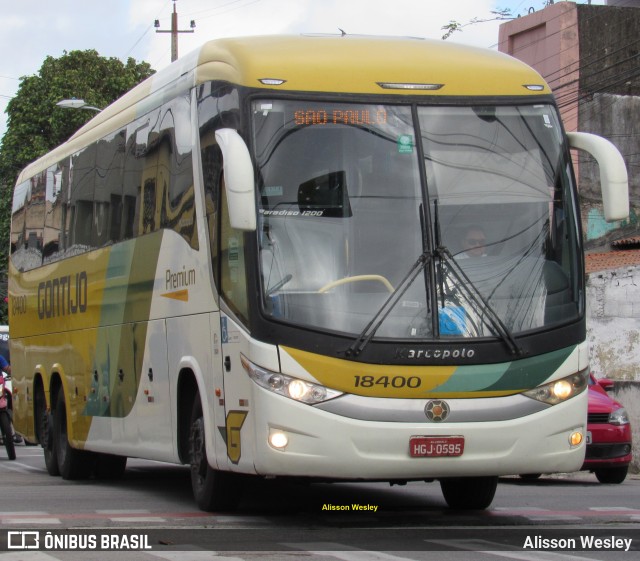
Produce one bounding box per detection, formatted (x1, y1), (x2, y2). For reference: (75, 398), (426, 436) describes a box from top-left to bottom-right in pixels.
(292, 108), (387, 127)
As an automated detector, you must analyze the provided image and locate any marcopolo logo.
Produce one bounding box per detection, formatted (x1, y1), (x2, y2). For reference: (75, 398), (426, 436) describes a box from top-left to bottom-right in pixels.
(394, 347), (476, 360)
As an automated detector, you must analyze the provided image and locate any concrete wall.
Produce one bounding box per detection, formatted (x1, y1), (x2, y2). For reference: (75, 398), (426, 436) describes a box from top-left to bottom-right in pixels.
(587, 266), (640, 473)
(586, 265), (640, 380)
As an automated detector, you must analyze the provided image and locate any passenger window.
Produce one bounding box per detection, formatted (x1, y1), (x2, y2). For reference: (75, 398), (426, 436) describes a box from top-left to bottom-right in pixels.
(43, 161), (69, 264)
(157, 96), (197, 248)
(94, 129), (125, 246)
(220, 184), (249, 325)
(69, 144), (97, 252)
(10, 172), (45, 271)
(123, 110), (160, 239)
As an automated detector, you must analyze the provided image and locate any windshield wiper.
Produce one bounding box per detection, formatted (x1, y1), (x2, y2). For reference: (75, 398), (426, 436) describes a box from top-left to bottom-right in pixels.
(432, 200), (523, 356)
(435, 245), (523, 356)
(344, 250), (432, 358)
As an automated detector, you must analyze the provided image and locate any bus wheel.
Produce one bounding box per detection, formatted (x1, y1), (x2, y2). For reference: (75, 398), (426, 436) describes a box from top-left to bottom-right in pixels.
(53, 391), (92, 480)
(42, 410), (60, 476)
(36, 383), (60, 476)
(439, 476), (498, 510)
(189, 395), (240, 511)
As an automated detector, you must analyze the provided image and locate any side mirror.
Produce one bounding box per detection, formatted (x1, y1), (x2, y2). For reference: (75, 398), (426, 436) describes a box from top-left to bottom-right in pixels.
(567, 131), (628, 222)
(215, 128), (256, 231)
(597, 378), (615, 393)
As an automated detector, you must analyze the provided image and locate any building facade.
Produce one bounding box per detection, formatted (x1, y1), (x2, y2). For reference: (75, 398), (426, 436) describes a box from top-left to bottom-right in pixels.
(498, 2), (639, 251)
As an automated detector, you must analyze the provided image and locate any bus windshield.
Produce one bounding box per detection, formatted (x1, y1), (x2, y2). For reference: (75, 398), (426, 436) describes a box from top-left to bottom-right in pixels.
(253, 99), (581, 341)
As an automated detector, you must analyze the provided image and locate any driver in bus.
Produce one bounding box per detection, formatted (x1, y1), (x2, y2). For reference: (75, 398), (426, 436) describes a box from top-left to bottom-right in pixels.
(459, 225), (488, 258)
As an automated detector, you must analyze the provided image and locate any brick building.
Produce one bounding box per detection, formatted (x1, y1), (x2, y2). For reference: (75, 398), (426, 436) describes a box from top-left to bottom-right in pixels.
(498, 1), (640, 253)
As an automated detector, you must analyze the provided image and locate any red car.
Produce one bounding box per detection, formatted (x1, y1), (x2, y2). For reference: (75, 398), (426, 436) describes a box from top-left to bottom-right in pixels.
(582, 374), (632, 484)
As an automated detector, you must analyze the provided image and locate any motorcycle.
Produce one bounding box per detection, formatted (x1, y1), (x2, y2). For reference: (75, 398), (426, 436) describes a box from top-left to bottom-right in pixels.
(0, 374), (16, 460)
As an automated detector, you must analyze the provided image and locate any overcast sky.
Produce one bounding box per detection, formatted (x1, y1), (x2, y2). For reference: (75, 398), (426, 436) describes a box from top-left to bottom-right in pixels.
(0, 0), (605, 139)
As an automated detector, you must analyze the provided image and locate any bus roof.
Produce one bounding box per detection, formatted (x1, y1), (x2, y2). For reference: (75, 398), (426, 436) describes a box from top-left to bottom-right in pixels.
(17, 35), (550, 184)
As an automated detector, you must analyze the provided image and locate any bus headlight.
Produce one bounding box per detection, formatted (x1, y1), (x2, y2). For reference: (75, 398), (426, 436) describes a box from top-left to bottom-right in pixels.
(240, 355), (343, 405)
(523, 369), (588, 405)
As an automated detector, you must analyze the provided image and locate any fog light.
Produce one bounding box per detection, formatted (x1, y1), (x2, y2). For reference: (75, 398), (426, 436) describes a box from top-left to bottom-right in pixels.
(269, 431), (288, 449)
(569, 431), (583, 446)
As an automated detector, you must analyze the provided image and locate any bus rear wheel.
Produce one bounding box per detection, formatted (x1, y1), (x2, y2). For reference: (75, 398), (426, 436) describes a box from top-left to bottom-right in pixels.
(189, 395), (240, 511)
(42, 410), (60, 475)
(439, 476), (498, 510)
(54, 391), (93, 480)
(36, 385), (59, 476)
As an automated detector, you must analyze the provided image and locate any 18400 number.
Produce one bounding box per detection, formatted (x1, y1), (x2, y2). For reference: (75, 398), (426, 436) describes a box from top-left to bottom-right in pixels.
(353, 375), (421, 389)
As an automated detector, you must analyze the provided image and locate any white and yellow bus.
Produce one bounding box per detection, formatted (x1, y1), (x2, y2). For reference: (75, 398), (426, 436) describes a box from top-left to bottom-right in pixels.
(9, 35), (628, 511)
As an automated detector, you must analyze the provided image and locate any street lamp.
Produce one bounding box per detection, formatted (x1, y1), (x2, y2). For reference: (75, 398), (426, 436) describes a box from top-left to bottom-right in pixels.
(56, 99), (102, 112)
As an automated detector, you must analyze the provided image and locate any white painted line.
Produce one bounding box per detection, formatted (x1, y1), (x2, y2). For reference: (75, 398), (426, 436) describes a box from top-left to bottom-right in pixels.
(109, 517), (166, 523)
(2, 518), (61, 525)
(284, 543), (417, 560)
(425, 539), (607, 561)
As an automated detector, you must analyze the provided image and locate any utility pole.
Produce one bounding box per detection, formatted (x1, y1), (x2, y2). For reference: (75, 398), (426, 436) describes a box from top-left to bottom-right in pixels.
(155, 0), (196, 63)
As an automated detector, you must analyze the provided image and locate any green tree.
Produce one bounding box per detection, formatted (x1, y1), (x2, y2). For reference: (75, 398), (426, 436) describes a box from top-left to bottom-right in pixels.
(0, 50), (154, 324)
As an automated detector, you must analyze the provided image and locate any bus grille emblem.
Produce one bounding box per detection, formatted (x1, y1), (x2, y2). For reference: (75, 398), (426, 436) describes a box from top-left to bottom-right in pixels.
(425, 400), (450, 422)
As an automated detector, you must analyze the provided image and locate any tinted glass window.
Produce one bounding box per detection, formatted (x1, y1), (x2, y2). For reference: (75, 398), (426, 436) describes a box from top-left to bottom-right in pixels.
(69, 144), (97, 253)
(94, 129), (125, 246)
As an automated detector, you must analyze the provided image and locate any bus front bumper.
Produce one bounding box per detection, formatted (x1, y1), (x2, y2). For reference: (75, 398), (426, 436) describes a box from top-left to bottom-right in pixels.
(249, 388), (587, 480)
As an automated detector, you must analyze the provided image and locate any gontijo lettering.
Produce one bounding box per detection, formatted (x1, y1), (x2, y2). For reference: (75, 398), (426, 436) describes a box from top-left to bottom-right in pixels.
(38, 272), (88, 319)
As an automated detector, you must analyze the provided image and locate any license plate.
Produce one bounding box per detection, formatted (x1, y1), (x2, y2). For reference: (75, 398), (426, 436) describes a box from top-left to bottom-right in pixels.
(410, 436), (464, 458)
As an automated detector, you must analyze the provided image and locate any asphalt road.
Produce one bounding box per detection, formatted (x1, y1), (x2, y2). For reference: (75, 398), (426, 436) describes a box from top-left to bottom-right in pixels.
(0, 444), (639, 560)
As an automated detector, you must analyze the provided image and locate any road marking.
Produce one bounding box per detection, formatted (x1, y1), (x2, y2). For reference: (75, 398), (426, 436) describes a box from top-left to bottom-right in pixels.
(110, 517), (167, 523)
(0, 553), (61, 560)
(2, 518), (61, 525)
(424, 539), (607, 561)
(0, 460), (47, 473)
(149, 553), (244, 561)
(284, 543), (417, 560)
(588, 506), (637, 511)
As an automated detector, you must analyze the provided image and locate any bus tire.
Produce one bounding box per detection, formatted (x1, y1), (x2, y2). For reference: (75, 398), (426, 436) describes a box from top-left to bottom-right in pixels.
(54, 391), (93, 480)
(42, 410), (60, 476)
(0, 410), (16, 460)
(439, 476), (498, 510)
(189, 395), (240, 512)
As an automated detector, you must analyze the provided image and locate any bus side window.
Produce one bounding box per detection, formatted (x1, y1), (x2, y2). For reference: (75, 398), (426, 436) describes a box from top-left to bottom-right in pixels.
(220, 183), (250, 325)
(123, 110), (160, 240)
(198, 81), (242, 301)
(157, 95), (197, 248)
(10, 172), (45, 272)
(94, 129), (125, 247)
(201, 140), (222, 276)
(43, 160), (69, 264)
(69, 144), (97, 253)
